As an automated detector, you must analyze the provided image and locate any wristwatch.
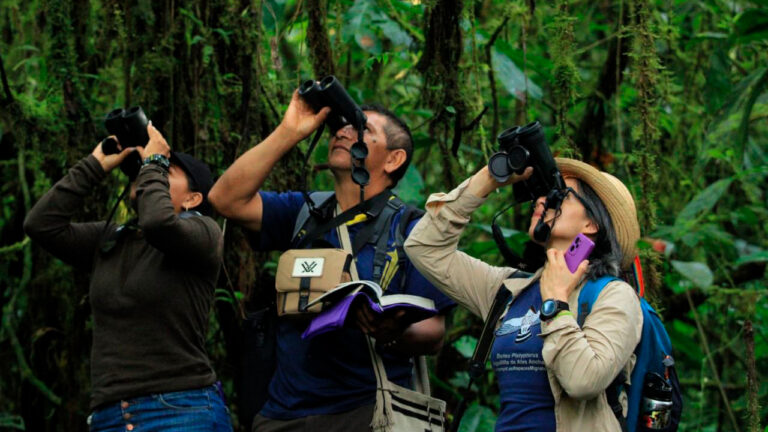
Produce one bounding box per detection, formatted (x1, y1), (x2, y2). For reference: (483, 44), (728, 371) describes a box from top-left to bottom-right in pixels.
(540, 299), (570, 322)
(142, 154), (170, 171)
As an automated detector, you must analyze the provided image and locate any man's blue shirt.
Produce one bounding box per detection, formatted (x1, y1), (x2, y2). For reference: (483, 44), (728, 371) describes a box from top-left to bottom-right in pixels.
(253, 191), (454, 419)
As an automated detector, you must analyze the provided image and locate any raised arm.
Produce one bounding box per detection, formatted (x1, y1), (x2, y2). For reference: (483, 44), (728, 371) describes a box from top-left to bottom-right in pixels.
(208, 91), (330, 231)
(404, 166), (532, 318)
(23, 142), (137, 269)
(124, 125), (222, 267)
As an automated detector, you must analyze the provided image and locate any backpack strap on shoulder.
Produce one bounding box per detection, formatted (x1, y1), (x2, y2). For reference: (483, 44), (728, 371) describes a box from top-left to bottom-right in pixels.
(576, 275), (619, 327)
(575, 275), (627, 432)
(391, 202), (425, 290)
(291, 191), (336, 243)
(370, 198), (403, 284)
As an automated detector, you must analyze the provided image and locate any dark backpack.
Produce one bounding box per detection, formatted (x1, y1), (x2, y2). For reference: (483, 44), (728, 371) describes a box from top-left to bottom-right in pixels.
(578, 275), (683, 432)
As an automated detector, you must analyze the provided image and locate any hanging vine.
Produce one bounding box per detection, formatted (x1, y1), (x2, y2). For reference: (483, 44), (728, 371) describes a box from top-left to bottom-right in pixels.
(628, 0), (660, 233)
(549, 0), (579, 154)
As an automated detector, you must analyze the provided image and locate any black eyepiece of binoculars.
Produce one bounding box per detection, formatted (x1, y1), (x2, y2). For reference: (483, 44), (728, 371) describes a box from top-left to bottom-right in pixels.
(487, 120), (564, 203)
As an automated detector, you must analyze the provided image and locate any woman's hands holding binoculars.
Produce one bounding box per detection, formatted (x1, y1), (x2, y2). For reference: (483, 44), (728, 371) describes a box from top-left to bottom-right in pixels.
(92, 123), (170, 173)
(136, 123), (170, 160)
(92, 137), (138, 173)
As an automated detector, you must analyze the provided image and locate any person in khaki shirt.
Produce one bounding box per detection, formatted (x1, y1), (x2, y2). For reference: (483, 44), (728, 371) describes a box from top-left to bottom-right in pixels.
(404, 158), (644, 432)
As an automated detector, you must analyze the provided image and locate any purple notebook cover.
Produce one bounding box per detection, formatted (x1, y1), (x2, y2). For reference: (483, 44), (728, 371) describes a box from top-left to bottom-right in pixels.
(301, 292), (436, 340)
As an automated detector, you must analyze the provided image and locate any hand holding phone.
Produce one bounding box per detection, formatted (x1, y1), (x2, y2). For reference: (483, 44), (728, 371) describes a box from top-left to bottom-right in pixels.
(564, 233), (595, 273)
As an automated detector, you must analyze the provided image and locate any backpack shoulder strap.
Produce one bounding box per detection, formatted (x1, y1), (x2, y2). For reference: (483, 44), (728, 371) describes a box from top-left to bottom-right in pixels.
(576, 274), (628, 432)
(291, 191), (335, 242)
(396, 204), (425, 246)
(576, 275), (620, 327)
(369, 198), (404, 284)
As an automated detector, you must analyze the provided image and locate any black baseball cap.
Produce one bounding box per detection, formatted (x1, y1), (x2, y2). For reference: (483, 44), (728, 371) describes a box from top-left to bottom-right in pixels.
(170, 152), (214, 216)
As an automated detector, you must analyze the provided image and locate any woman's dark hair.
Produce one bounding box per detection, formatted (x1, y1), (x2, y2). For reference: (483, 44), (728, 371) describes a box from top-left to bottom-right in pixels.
(576, 179), (622, 279)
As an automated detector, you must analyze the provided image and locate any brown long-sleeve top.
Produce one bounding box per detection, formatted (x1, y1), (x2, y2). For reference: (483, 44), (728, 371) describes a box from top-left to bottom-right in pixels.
(24, 155), (223, 409)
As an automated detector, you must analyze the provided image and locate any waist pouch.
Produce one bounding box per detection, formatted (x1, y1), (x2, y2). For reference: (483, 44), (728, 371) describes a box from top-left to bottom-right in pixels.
(275, 248), (353, 316)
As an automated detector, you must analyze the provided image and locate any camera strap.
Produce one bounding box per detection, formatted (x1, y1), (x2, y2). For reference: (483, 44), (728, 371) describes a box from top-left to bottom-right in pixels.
(97, 181), (132, 253)
(449, 270), (532, 432)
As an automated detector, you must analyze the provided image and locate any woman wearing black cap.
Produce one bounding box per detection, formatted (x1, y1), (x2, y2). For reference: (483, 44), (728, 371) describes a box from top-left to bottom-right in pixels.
(24, 125), (232, 431)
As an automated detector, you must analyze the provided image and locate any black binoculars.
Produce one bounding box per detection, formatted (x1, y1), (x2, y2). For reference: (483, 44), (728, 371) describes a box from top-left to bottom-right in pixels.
(487, 121), (565, 203)
(298, 76), (367, 134)
(299, 76), (370, 187)
(102, 106), (150, 179)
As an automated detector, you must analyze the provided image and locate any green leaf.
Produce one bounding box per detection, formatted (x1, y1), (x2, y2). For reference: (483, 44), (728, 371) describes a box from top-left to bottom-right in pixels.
(734, 251), (768, 265)
(671, 260), (714, 289)
(491, 48), (543, 100)
(694, 32), (728, 39)
(732, 8), (768, 44)
(675, 178), (733, 225)
(179, 8), (204, 27)
(392, 164), (425, 206)
(667, 320), (703, 359)
(458, 403), (497, 432)
(344, 0), (383, 54)
(202, 45), (214, 66)
(377, 20), (413, 47)
(705, 49), (731, 114)
(737, 67), (768, 163)
(452, 335), (478, 359)
(0, 413), (25, 430)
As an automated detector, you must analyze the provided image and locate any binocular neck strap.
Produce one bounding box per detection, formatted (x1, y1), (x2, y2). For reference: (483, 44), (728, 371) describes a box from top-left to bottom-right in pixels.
(304, 125), (326, 165)
(353, 112), (368, 205)
(300, 125), (329, 218)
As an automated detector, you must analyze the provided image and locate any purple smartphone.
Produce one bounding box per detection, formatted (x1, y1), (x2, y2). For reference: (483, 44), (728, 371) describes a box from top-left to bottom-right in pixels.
(565, 233), (595, 273)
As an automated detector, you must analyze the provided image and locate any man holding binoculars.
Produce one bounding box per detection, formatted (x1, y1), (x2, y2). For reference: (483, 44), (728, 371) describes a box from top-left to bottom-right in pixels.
(209, 84), (454, 431)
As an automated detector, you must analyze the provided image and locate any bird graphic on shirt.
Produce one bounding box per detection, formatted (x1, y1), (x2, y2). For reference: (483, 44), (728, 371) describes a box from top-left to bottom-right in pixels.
(495, 307), (541, 343)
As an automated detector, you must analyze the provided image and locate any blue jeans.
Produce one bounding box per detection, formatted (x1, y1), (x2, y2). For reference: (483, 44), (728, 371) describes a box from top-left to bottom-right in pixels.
(88, 384), (232, 432)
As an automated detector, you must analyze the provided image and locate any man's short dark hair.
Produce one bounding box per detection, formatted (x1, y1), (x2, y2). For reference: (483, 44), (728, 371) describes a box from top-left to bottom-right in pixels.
(360, 104), (413, 187)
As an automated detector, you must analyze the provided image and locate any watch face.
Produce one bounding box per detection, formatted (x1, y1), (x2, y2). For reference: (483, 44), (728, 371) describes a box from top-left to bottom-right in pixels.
(541, 299), (556, 316)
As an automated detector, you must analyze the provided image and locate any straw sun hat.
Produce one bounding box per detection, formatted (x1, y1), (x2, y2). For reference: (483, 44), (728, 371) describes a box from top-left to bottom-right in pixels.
(555, 158), (641, 270)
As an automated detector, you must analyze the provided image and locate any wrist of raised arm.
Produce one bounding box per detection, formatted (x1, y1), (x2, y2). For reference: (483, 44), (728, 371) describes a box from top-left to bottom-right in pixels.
(272, 124), (304, 149)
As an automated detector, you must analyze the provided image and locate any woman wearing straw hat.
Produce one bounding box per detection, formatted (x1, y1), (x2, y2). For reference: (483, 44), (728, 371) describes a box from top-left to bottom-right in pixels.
(404, 159), (643, 431)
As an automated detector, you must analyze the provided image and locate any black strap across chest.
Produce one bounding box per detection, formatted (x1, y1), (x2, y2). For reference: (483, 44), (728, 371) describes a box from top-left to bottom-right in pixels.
(292, 190), (408, 288)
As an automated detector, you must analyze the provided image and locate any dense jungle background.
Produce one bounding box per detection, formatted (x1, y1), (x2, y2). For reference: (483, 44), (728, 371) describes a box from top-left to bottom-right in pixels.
(1, 0), (766, 430)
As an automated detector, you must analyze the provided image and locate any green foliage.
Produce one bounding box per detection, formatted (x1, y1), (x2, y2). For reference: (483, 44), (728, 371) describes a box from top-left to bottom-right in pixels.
(1, 0), (766, 430)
